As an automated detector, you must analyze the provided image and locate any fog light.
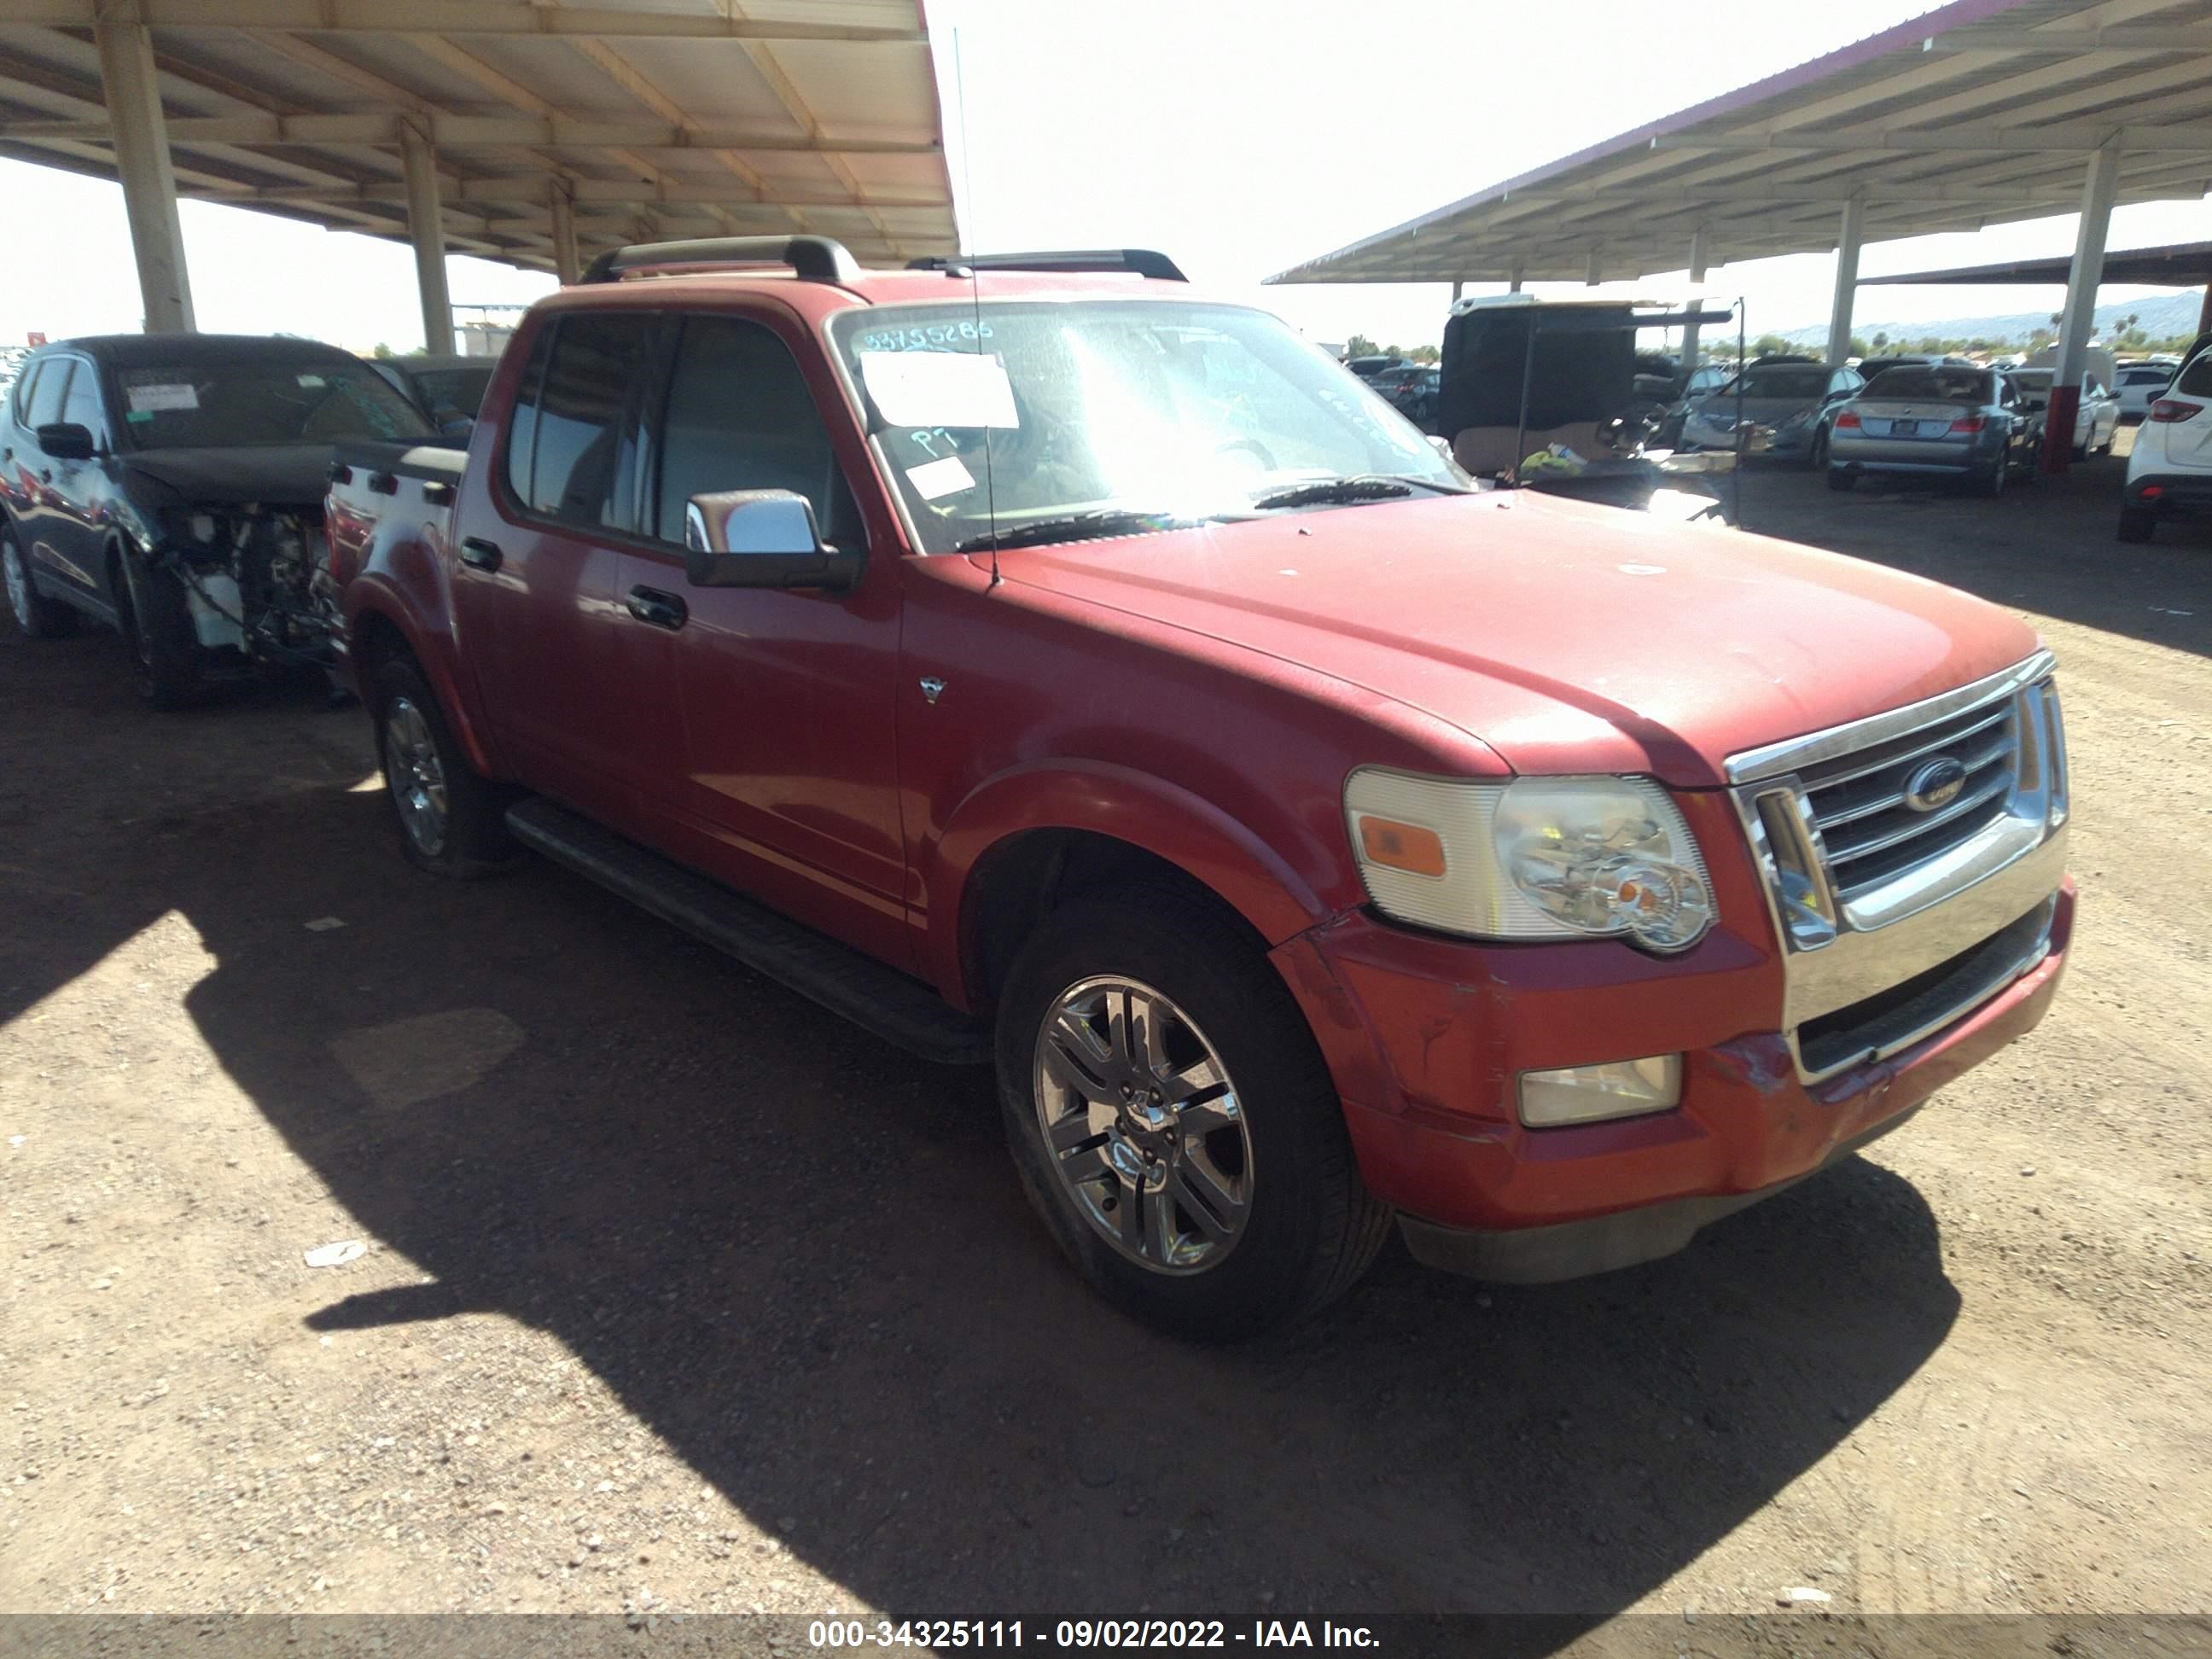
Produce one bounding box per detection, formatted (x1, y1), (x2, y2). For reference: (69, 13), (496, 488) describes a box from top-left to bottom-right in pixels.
(1518, 1054), (1681, 1128)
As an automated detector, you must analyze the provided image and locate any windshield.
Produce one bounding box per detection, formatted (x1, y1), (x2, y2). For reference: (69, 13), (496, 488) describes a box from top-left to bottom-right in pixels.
(409, 366), (496, 419)
(114, 358), (434, 449)
(829, 300), (1461, 555)
(1864, 366), (1992, 404)
(1717, 367), (1828, 401)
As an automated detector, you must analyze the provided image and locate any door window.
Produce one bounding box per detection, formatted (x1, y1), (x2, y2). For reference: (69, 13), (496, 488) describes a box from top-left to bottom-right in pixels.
(652, 314), (857, 546)
(10, 359), (46, 428)
(26, 359), (72, 429)
(513, 312), (655, 528)
(61, 359), (106, 448)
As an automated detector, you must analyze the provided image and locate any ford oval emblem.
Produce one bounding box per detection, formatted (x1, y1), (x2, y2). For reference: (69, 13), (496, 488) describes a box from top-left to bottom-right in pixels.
(1902, 755), (1969, 813)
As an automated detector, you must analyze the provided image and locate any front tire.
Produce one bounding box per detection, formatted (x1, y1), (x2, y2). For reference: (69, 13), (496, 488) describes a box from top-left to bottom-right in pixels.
(370, 655), (516, 878)
(1976, 456), (2008, 498)
(2116, 504), (2156, 544)
(114, 544), (202, 708)
(3, 521), (76, 639)
(1826, 465), (1856, 492)
(996, 882), (1389, 1341)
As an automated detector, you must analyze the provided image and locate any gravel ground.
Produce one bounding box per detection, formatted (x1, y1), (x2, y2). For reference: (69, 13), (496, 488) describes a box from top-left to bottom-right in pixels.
(1, 444), (2206, 1644)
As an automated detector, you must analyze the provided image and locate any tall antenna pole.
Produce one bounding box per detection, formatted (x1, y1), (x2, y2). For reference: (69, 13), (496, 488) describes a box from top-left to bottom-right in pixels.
(952, 26), (976, 257)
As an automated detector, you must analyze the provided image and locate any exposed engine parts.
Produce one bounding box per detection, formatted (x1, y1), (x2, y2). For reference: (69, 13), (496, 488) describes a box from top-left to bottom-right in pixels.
(154, 505), (335, 672)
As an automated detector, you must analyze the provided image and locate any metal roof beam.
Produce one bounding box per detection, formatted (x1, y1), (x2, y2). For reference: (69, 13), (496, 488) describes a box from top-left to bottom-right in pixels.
(1923, 26), (2212, 52)
(1655, 121), (2212, 154)
(183, 177), (948, 207)
(9, 0), (924, 42)
(0, 113), (940, 152)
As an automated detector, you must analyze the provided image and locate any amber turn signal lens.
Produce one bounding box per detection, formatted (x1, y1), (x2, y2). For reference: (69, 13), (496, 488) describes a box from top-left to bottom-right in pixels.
(1357, 815), (1447, 877)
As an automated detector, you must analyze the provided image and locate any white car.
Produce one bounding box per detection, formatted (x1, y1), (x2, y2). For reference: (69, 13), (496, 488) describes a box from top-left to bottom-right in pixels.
(2115, 362), (2178, 419)
(2010, 369), (2119, 458)
(2118, 345), (2212, 543)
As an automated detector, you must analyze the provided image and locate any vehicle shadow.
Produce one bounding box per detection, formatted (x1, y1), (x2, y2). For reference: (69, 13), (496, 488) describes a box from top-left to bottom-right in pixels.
(0, 626), (1959, 1635)
(1732, 451), (2210, 661)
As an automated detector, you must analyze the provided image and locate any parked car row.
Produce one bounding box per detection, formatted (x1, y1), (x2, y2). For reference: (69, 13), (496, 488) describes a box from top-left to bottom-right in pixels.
(5, 242), (2077, 1341)
(2119, 334), (2212, 543)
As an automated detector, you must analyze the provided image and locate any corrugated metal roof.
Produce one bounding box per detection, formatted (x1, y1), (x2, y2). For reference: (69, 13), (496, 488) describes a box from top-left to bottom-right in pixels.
(1861, 236), (2212, 282)
(1269, 0), (2212, 287)
(0, 0), (958, 273)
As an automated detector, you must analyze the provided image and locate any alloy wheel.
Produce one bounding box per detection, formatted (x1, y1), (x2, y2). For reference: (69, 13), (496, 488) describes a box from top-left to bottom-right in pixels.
(382, 696), (449, 858)
(1032, 976), (1253, 1274)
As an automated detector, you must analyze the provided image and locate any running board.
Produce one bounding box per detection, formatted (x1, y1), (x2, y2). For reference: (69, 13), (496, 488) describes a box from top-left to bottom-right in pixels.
(505, 797), (991, 1066)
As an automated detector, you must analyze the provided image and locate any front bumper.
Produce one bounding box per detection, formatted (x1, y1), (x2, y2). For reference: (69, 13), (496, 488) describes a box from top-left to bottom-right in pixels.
(1271, 861), (2073, 1284)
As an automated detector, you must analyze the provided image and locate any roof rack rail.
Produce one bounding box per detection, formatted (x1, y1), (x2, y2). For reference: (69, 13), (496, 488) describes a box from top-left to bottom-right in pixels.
(579, 235), (862, 286)
(906, 248), (1187, 282)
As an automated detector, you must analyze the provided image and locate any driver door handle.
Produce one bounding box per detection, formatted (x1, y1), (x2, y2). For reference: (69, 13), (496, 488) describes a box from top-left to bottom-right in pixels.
(459, 536), (503, 572)
(625, 585), (688, 631)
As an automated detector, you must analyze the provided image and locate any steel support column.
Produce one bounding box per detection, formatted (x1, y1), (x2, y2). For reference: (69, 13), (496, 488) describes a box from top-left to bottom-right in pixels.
(1681, 226), (1709, 370)
(1509, 261), (1524, 293)
(1449, 278), (1462, 303)
(94, 3), (194, 332)
(399, 118), (453, 352)
(2046, 142), (2120, 474)
(550, 182), (580, 286)
(1825, 197), (1864, 369)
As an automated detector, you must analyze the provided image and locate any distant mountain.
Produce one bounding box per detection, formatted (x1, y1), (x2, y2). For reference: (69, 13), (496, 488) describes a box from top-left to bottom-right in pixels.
(1773, 289), (2202, 349)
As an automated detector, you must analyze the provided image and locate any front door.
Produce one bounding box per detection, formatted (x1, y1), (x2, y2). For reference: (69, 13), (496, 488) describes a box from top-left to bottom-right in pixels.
(621, 309), (910, 967)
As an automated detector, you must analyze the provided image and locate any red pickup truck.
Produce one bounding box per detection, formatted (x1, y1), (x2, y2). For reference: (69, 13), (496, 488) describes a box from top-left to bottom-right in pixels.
(329, 237), (2074, 1339)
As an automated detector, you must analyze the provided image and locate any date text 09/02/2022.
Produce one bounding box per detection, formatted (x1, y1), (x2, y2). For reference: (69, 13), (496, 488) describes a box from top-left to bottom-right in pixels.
(806, 1621), (1382, 1649)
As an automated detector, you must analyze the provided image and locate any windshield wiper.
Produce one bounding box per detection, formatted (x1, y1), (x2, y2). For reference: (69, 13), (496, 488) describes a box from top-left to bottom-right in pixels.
(953, 509), (1214, 554)
(1249, 473), (1462, 510)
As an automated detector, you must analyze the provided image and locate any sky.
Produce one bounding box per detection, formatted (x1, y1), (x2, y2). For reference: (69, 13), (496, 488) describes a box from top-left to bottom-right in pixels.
(3, 0), (2208, 354)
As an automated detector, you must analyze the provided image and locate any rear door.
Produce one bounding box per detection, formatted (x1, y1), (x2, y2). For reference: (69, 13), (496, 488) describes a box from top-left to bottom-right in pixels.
(453, 309), (658, 824)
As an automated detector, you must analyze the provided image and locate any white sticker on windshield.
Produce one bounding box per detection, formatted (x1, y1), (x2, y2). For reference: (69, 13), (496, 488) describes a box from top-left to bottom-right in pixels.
(297, 373), (327, 387)
(859, 352), (1018, 430)
(126, 382), (199, 413)
(905, 455), (977, 500)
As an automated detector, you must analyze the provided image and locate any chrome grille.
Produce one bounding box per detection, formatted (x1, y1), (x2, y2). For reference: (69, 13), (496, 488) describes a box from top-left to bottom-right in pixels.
(1800, 698), (2020, 899)
(1726, 651), (2069, 1083)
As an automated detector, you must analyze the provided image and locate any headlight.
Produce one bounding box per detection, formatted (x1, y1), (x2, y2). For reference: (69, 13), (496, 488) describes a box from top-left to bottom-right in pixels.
(1345, 770), (1714, 952)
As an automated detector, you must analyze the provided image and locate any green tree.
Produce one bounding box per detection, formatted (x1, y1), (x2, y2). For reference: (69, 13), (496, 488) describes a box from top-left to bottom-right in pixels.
(1408, 344), (1441, 364)
(1343, 333), (1379, 359)
(1871, 331), (1889, 352)
(1750, 332), (1791, 357)
(371, 342), (393, 358)
(1848, 335), (1870, 358)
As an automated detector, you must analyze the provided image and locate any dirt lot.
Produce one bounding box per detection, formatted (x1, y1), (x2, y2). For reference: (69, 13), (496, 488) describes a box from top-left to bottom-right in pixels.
(2, 442), (2208, 1641)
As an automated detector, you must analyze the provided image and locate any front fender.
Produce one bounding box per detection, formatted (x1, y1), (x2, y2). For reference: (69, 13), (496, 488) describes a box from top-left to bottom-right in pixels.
(923, 759), (1336, 1009)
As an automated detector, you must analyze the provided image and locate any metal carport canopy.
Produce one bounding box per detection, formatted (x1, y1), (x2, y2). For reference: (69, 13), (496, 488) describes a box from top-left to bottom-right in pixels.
(0, 0), (957, 338)
(1265, 0), (2212, 289)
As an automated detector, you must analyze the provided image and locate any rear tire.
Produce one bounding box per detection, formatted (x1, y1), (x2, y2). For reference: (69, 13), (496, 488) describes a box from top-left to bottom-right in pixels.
(370, 655), (517, 878)
(2116, 505), (2156, 544)
(2, 521), (77, 639)
(1825, 465), (1856, 492)
(1976, 457), (2008, 498)
(114, 544), (202, 709)
(996, 882), (1389, 1341)
(1808, 428), (1830, 471)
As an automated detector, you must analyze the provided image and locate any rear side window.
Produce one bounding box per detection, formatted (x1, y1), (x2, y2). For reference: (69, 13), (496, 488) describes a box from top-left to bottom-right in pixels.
(504, 326), (553, 507)
(27, 359), (72, 428)
(2175, 354), (2212, 399)
(515, 312), (656, 527)
(10, 359), (44, 426)
(653, 315), (853, 544)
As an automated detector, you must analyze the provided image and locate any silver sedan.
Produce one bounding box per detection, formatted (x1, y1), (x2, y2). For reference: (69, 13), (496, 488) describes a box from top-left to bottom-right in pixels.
(1825, 364), (2043, 497)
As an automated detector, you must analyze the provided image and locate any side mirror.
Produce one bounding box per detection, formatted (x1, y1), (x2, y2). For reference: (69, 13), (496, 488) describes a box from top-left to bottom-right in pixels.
(38, 422), (96, 462)
(684, 489), (864, 593)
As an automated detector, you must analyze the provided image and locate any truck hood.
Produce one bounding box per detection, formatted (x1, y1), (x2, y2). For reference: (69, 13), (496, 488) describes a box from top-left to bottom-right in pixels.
(120, 445), (334, 512)
(994, 491), (2040, 787)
